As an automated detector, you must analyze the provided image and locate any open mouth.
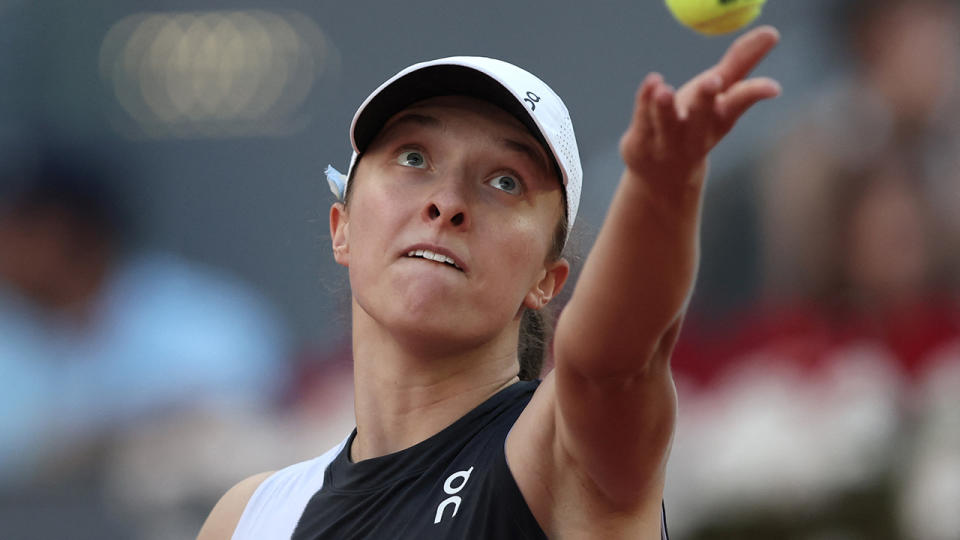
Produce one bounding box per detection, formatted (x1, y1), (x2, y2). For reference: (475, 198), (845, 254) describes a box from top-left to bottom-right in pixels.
(405, 249), (463, 271)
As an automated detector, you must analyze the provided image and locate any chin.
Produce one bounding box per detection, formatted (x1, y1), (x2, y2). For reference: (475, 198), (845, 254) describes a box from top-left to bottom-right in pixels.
(395, 311), (487, 346)
(354, 282), (517, 354)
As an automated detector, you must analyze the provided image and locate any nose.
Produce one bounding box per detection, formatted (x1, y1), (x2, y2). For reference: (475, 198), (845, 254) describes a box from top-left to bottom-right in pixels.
(425, 203), (465, 227)
(422, 183), (470, 229)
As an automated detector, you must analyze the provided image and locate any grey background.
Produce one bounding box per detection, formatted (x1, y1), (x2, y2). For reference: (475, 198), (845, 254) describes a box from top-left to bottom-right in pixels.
(0, 0), (845, 352)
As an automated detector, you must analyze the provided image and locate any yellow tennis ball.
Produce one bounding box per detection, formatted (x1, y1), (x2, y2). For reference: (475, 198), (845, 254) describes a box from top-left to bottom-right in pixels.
(665, 0), (766, 36)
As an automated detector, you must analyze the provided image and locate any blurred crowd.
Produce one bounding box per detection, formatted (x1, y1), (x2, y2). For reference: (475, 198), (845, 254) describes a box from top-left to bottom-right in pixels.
(670, 1), (960, 538)
(1, 150), (289, 538)
(0, 149), (357, 538)
(2, 1), (959, 539)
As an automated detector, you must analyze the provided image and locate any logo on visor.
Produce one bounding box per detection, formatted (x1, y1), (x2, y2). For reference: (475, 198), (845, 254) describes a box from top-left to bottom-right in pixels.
(523, 91), (540, 111)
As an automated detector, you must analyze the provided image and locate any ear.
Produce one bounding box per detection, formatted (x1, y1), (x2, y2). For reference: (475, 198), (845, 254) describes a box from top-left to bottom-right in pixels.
(522, 257), (570, 310)
(330, 202), (350, 267)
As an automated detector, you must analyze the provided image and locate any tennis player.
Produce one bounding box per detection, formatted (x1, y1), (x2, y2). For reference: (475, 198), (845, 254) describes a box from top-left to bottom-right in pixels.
(199, 26), (780, 539)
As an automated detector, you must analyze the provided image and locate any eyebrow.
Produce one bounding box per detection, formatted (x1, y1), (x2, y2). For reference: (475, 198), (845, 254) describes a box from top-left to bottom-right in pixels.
(499, 137), (552, 179)
(377, 111), (553, 178)
(376, 113), (442, 141)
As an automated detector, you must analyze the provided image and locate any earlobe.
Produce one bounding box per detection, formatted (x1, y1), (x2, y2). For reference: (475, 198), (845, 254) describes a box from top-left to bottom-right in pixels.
(330, 202), (350, 267)
(522, 258), (570, 310)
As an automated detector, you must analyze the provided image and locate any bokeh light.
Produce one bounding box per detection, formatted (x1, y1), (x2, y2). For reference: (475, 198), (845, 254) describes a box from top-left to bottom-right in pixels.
(99, 9), (338, 138)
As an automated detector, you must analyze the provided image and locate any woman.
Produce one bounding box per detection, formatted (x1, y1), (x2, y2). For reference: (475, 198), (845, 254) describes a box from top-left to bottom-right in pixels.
(199, 26), (781, 539)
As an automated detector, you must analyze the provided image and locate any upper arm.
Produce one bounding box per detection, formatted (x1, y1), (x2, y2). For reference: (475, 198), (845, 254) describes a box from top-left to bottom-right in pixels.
(554, 337), (678, 504)
(506, 323), (679, 535)
(555, 312), (681, 496)
(197, 471), (273, 540)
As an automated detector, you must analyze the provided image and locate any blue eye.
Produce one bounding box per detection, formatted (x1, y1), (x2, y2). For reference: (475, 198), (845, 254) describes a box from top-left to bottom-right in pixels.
(397, 150), (427, 168)
(488, 175), (521, 194)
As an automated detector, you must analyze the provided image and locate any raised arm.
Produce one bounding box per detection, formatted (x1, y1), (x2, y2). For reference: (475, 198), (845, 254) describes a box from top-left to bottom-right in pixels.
(556, 24), (780, 503)
(509, 27), (781, 532)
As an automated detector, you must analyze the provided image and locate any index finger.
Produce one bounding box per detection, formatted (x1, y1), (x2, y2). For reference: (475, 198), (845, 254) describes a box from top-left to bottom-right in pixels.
(676, 25), (779, 107)
(714, 25), (780, 90)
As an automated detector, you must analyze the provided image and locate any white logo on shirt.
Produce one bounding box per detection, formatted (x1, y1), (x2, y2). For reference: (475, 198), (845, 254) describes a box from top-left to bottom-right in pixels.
(433, 467), (474, 525)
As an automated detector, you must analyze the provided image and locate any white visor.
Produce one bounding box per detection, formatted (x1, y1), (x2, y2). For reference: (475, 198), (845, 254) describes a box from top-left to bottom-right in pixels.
(332, 56), (582, 236)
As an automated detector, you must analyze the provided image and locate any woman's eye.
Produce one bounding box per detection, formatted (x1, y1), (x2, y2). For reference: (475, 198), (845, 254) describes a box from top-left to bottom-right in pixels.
(488, 175), (521, 194)
(397, 150), (427, 168)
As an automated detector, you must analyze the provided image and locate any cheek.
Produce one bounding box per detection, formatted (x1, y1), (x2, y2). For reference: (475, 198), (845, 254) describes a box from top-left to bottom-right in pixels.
(343, 194), (399, 284)
(347, 176), (414, 243)
(482, 214), (552, 298)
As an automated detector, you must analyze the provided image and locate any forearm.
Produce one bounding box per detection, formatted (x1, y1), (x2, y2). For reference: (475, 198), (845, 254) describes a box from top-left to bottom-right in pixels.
(556, 164), (704, 376)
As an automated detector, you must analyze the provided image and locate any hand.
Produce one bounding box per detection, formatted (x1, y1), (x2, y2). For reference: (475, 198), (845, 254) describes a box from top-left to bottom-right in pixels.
(620, 26), (781, 188)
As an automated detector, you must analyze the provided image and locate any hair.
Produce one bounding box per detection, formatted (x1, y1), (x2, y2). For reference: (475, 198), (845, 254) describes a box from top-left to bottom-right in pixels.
(517, 209), (567, 380)
(2, 153), (129, 252)
(344, 152), (569, 381)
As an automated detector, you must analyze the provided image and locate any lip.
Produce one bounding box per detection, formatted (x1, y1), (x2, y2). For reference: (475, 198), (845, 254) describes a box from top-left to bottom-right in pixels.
(400, 243), (468, 273)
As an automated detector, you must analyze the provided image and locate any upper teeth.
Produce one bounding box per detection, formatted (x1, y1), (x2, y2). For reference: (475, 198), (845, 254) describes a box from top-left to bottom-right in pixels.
(407, 249), (460, 269)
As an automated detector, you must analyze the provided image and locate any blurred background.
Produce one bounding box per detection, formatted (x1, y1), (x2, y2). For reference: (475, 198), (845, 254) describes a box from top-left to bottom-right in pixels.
(1, 0), (958, 538)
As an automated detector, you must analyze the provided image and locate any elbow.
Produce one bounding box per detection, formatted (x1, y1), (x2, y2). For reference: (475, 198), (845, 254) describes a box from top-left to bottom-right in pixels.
(554, 311), (683, 379)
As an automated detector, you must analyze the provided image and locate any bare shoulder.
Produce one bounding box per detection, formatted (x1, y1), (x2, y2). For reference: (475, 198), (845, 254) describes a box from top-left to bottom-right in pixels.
(197, 471), (274, 540)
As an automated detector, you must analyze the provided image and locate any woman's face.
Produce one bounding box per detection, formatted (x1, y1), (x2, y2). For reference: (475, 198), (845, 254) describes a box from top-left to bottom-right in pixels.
(331, 96), (567, 354)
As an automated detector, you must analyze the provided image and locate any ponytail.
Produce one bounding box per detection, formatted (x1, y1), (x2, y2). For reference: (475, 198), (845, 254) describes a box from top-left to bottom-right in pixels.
(517, 308), (551, 380)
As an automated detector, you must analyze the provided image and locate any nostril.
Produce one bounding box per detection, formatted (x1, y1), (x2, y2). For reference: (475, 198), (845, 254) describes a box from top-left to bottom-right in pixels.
(428, 204), (440, 219)
(450, 213), (464, 226)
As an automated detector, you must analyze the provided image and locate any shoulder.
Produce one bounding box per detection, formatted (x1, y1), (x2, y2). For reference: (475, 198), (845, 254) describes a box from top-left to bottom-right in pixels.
(200, 436), (351, 540)
(198, 471), (274, 540)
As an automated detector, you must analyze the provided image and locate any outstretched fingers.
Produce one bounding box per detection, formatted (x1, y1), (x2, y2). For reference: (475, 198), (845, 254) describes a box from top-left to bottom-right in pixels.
(714, 25), (780, 91)
(621, 26), (781, 178)
(681, 74), (722, 119)
(715, 76), (781, 132)
(652, 82), (679, 149)
(681, 73), (723, 151)
(623, 73), (679, 162)
(634, 73), (664, 144)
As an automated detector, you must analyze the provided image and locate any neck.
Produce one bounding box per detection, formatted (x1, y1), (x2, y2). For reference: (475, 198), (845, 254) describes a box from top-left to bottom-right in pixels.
(349, 301), (521, 462)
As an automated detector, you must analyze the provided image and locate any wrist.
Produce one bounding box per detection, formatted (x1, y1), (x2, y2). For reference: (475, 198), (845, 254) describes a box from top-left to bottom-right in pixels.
(621, 160), (707, 211)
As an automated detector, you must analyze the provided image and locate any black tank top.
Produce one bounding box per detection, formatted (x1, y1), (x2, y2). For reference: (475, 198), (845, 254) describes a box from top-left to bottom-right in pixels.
(292, 381), (545, 539)
(290, 380), (669, 539)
